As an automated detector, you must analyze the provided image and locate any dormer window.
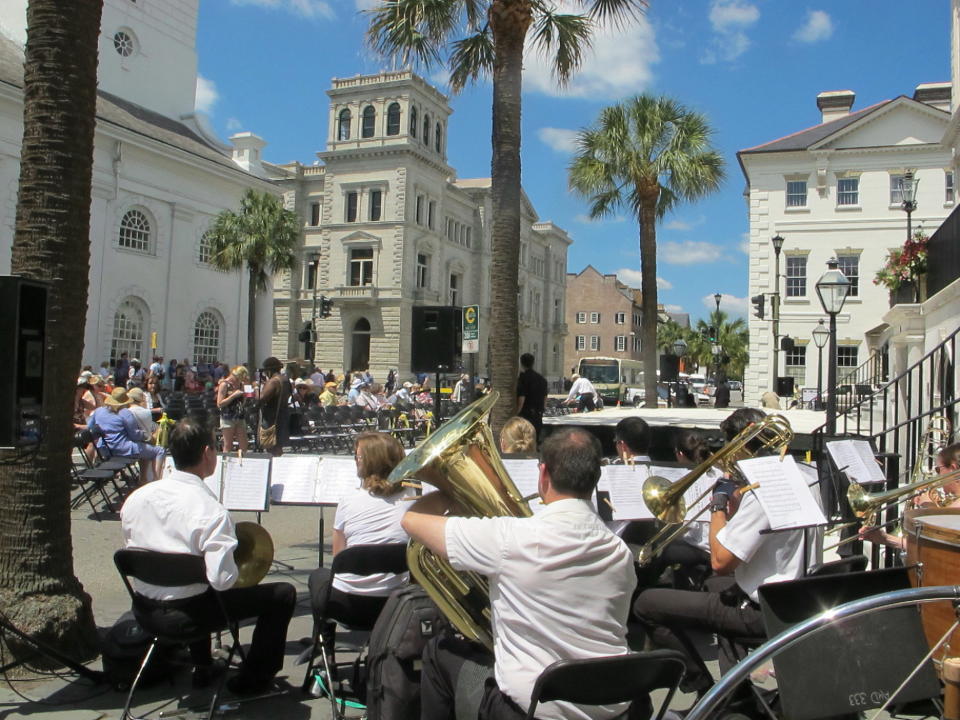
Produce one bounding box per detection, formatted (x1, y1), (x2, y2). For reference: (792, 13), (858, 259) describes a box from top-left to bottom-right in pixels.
(337, 109), (352, 141)
(386, 103), (401, 136)
(410, 106), (418, 138)
(361, 106), (376, 138)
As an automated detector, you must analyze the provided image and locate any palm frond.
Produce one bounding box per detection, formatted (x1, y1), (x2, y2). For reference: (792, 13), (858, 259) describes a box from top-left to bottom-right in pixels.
(366, 0), (451, 66)
(449, 29), (494, 92)
(529, 11), (592, 86)
(585, 0), (647, 31)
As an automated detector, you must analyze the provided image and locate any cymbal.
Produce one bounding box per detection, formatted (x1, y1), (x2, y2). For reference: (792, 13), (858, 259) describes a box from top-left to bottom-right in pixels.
(234, 521), (274, 588)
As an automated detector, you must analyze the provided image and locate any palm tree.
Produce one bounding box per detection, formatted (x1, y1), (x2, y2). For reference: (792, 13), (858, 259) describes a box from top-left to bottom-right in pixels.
(569, 95), (724, 407)
(688, 309), (748, 381)
(366, 0), (647, 430)
(0, 0), (103, 660)
(207, 189), (300, 369)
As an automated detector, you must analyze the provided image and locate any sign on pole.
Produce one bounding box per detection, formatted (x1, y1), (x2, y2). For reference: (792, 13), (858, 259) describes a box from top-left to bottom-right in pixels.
(150, 331), (158, 350)
(462, 304), (479, 354)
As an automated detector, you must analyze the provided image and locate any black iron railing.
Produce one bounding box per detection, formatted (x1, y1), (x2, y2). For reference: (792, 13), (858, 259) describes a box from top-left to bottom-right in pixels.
(928, 203), (960, 297)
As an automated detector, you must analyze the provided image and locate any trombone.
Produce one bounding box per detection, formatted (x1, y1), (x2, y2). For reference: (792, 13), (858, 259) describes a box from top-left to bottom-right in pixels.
(634, 414), (793, 566)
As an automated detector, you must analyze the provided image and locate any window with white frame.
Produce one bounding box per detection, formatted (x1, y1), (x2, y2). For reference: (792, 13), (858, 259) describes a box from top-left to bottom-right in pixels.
(576, 312), (586, 324)
(337, 109), (351, 141)
(837, 177), (859, 206)
(386, 103), (401, 136)
(416, 253), (428, 288)
(590, 312), (600, 323)
(575, 336), (585, 351)
(305, 258), (318, 290)
(785, 256), (807, 297)
(786, 180), (807, 208)
(590, 336), (600, 351)
(349, 247), (374, 286)
(889, 174), (905, 205)
(615, 335), (626, 352)
(785, 344), (806, 384)
(633, 336), (641, 351)
(197, 231), (214, 265)
(449, 273), (460, 306)
(193, 311), (221, 365)
(837, 345), (858, 368)
(947, 171), (955, 204)
(361, 106), (376, 138)
(836, 254), (859, 297)
(615, 312), (626, 324)
(113, 30), (136, 57)
(111, 298), (145, 362)
(118, 209), (151, 252)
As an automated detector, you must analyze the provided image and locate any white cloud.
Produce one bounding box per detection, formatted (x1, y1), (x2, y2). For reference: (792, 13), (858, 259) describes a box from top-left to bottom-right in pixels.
(226, 117), (244, 131)
(702, 0), (758, 64)
(0, 3), (26, 46)
(665, 219), (692, 231)
(574, 213), (626, 224)
(523, 6), (659, 99)
(664, 304), (685, 314)
(793, 10), (833, 44)
(739, 233), (750, 254)
(230, 0), (334, 20)
(537, 127), (579, 154)
(658, 276), (673, 290)
(614, 268), (671, 289)
(703, 293), (748, 316)
(661, 240), (723, 265)
(194, 75), (219, 114)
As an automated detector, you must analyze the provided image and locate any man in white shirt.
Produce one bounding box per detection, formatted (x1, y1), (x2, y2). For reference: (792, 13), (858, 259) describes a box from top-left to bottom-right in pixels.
(631, 408), (805, 695)
(563, 373), (599, 412)
(402, 428), (637, 720)
(120, 418), (296, 694)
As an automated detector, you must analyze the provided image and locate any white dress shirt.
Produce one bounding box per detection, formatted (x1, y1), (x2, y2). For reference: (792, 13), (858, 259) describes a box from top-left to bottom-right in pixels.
(566, 377), (598, 403)
(120, 468), (238, 600)
(445, 499), (636, 720)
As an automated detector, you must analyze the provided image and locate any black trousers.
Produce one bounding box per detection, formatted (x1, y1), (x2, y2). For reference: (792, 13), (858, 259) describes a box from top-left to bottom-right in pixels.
(134, 582), (296, 683)
(307, 567), (390, 630)
(632, 576), (765, 689)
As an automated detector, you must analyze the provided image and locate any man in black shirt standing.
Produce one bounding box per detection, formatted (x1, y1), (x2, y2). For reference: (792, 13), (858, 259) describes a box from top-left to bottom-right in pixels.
(516, 353), (548, 437)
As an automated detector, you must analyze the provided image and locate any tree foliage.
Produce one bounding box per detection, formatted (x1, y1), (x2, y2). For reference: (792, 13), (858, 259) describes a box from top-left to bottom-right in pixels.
(656, 310), (748, 380)
(569, 95), (724, 406)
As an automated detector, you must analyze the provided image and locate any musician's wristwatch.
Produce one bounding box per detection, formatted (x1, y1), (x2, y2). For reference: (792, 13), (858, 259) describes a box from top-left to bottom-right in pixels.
(709, 493), (729, 514)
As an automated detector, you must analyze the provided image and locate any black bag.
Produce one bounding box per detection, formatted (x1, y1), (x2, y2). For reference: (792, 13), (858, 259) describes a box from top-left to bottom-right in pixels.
(365, 585), (445, 720)
(101, 611), (172, 691)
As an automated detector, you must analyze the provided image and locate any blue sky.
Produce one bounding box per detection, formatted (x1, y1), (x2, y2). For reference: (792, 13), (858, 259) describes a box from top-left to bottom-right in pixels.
(5, 1), (952, 325)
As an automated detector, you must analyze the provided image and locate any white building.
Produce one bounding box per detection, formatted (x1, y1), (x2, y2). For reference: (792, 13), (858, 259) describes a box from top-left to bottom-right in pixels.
(269, 71), (571, 384)
(739, 85), (953, 407)
(0, 1), (272, 368)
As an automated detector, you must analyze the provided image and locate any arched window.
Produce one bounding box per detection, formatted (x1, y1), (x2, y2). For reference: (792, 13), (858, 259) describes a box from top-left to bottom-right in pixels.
(197, 231), (214, 265)
(111, 297), (146, 363)
(337, 108), (352, 141)
(409, 106), (418, 138)
(350, 317), (371, 372)
(361, 106), (376, 138)
(118, 209), (151, 252)
(423, 114), (431, 146)
(386, 102), (401, 135)
(193, 311), (222, 364)
(435, 122), (442, 152)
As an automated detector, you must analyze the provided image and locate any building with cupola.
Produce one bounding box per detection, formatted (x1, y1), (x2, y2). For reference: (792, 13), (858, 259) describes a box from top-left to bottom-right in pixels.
(269, 70), (571, 385)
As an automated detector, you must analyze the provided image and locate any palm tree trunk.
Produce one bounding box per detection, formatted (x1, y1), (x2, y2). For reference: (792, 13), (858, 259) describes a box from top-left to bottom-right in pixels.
(639, 196), (659, 407)
(0, 0), (103, 662)
(247, 267), (258, 370)
(487, 1), (532, 433)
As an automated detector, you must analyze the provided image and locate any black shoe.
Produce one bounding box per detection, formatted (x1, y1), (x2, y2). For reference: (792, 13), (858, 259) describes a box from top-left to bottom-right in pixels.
(226, 674), (274, 697)
(192, 659), (227, 689)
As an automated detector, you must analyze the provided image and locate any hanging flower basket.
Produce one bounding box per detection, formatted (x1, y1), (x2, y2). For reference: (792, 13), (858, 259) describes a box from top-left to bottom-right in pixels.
(875, 231), (929, 300)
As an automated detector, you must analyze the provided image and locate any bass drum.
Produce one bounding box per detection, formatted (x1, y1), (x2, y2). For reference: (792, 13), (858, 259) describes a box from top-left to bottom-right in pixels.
(904, 507), (960, 654)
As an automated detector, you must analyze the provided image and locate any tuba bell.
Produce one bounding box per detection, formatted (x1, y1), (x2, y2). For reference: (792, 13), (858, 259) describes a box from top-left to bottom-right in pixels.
(387, 391), (531, 651)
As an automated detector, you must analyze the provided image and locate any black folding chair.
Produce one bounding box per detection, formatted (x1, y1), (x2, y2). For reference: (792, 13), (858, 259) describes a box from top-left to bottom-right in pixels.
(525, 650), (687, 720)
(114, 549), (246, 720)
(301, 543), (409, 717)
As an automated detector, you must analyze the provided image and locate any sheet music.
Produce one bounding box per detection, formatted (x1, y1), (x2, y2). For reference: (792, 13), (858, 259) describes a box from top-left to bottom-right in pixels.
(270, 455), (322, 504)
(503, 458), (545, 515)
(162, 455), (222, 498)
(737, 455), (827, 530)
(221, 455), (270, 512)
(827, 440), (885, 485)
(603, 465), (653, 521)
(316, 457), (361, 504)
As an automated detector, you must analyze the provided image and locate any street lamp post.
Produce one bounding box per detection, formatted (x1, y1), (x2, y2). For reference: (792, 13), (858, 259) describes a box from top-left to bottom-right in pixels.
(672, 338), (687, 408)
(713, 292), (722, 381)
(815, 259), (851, 436)
(901, 170), (919, 242)
(812, 319), (829, 411)
(771, 235), (784, 392)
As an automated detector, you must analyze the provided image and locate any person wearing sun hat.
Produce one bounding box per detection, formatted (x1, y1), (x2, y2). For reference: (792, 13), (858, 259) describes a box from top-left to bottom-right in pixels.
(318, 381), (339, 407)
(88, 387), (165, 484)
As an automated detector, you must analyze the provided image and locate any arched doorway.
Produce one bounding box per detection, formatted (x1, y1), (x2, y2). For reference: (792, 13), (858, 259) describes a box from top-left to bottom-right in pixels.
(350, 317), (371, 371)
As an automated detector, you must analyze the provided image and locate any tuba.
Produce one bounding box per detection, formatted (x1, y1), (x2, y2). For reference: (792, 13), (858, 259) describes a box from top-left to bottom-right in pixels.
(388, 391), (531, 651)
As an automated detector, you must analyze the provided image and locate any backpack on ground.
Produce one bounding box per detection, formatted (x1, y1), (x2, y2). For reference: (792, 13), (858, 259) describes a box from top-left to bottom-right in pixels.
(101, 611), (173, 691)
(365, 585), (446, 720)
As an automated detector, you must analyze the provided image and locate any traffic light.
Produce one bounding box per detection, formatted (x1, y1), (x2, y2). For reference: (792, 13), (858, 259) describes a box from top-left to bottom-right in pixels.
(298, 321), (312, 343)
(780, 336), (796, 353)
(709, 326), (717, 342)
(751, 294), (765, 319)
(319, 296), (334, 318)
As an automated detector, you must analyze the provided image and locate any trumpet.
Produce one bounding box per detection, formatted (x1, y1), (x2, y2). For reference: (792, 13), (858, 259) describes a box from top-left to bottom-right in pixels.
(634, 414), (793, 566)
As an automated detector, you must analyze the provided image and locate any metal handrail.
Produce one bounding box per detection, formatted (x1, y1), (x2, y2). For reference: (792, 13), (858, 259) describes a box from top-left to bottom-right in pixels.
(685, 585), (960, 720)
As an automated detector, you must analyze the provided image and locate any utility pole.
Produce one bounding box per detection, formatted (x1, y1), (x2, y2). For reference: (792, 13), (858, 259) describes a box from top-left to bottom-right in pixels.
(771, 235), (784, 392)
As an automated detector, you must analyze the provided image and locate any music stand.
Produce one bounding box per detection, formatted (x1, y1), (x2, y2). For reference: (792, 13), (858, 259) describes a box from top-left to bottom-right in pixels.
(758, 566), (940, 720)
